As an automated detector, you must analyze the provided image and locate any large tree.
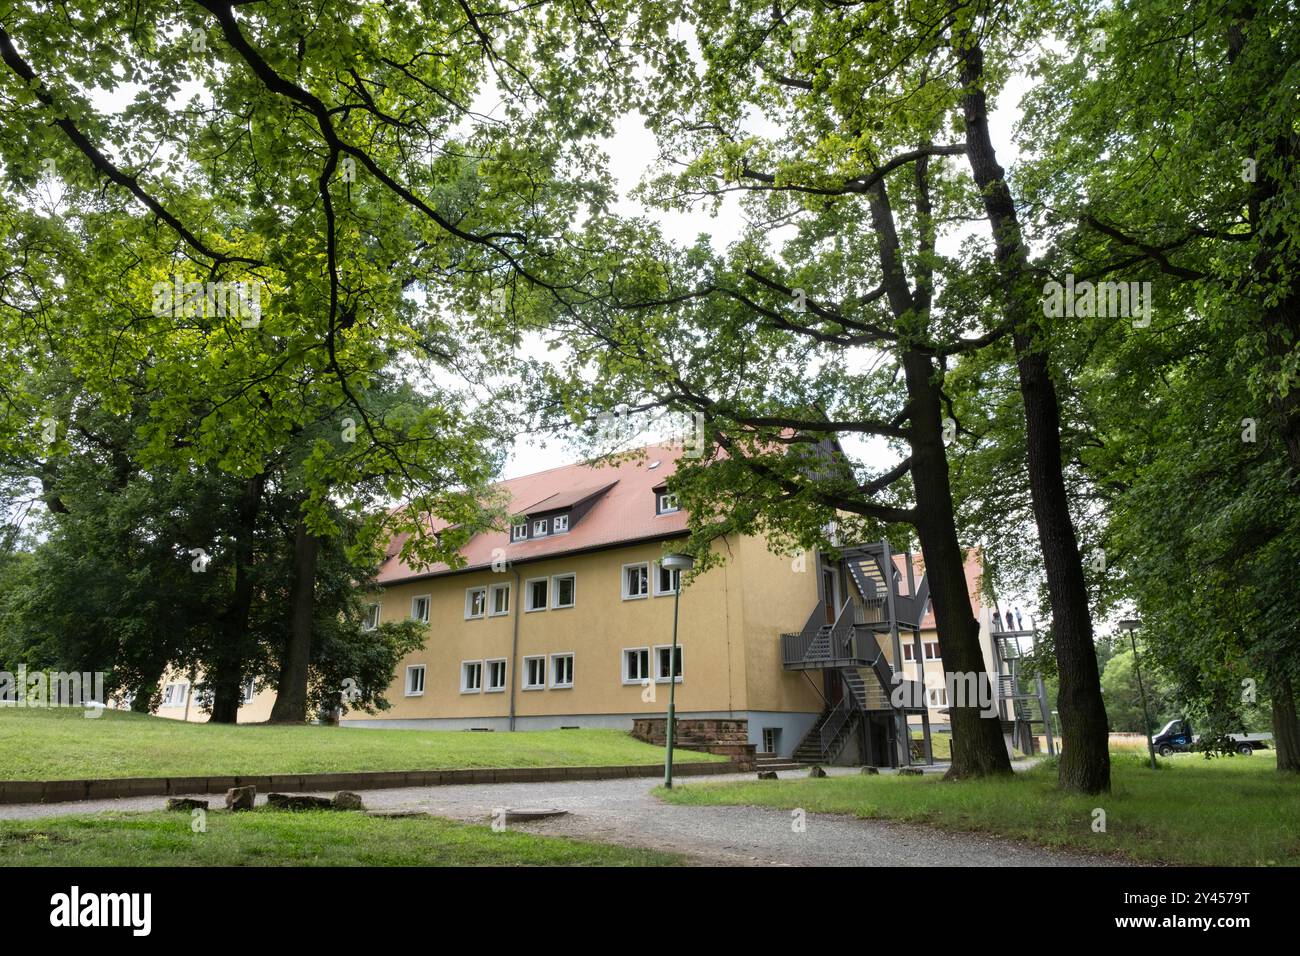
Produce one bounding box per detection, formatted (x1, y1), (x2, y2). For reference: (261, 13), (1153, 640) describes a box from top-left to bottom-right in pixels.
(1015, 0), (1300, 770)
(0, 2), (562, 718)
(517, 0), (1125, 784)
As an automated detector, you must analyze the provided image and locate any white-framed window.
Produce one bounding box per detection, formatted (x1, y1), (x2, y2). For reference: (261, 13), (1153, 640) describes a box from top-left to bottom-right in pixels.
(460, 661), (483, 693)
(162, 682), (186, 707)
(622, 647), (651, 684)
(489, 583), (510, 616)
(522, 656), (547, 690)
(905, 642), (942, 662)
(406, 665), (426, 696)
(241, 678), (256, 704)
(525, 577), (548, 611)
(926, 686), (948, 707)
(362, 603), (381, 631)
(465, 586), (487, 620)
(552, 514), (569, 533)
(622, 562), (649, 600)
(532, 518), (548, 537)
(511, 522), (527, 542)
(552, 573), (576, 609)
(485, 658), (507, 693)
(411, 595), (430, 623)
(657, 492), (679, 514)
(654, 561), (680, 596)
(550, 653), (574, 689)
(654, 645), (683, 683)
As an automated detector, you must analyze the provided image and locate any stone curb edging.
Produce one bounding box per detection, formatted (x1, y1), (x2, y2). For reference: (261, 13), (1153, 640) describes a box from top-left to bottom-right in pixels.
(0, 760), (744, 805)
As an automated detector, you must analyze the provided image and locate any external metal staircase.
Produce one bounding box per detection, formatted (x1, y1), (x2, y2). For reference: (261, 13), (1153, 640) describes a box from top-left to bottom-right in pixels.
(781, 541), (935, 768)
(992, 622), (1056, 756)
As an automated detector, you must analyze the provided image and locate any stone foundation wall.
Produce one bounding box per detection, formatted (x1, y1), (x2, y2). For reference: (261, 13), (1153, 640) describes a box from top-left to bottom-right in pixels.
(631, 718), (756, 770)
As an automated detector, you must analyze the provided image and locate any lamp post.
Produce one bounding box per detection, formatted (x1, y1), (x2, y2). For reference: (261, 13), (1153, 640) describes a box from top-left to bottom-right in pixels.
(1119, 618), (1157, 770)
(661, 552), (695, 789)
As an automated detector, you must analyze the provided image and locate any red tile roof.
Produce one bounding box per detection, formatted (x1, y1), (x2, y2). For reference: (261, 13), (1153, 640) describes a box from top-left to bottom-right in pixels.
(517, 481), (618, 515)
(377, 443), (691, 583)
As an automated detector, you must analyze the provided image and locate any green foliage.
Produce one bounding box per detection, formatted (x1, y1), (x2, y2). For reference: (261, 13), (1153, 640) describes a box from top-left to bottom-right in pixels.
(1099, 647), (1176, 734)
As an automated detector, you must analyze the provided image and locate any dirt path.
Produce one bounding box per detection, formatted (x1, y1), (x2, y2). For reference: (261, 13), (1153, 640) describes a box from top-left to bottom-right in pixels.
(0, 765), (1120, 867)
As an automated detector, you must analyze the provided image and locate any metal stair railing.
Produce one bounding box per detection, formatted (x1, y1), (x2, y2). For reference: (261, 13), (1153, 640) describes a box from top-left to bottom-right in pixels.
(780, 601), (827, 666)
(818, 693), (855, 756)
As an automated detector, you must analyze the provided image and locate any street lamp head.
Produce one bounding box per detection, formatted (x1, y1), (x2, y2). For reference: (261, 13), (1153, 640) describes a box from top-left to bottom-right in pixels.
(661, 553), (696, 571)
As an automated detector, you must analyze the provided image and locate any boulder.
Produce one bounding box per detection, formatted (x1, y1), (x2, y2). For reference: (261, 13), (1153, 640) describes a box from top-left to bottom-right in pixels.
(898, 767), (924, 776)
(331, 791), (365, 810)
(807, 765), (827, 778)
(266, 792), (333, 811)
(860, 766), (880, 775)
(165, 798), (208, 812)
(757, 771), (779, 780)
(225, 786), (256, 811)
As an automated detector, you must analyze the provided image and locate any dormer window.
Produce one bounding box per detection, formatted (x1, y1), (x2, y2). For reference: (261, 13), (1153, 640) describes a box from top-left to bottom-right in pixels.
(533, 518), (548, 537)
(552, 514), (569, 533)
(511, 522), (527, 542)
(657, 493), (679, 515)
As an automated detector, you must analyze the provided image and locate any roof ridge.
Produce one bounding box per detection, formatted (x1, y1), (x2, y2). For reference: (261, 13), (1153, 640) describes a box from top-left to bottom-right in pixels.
(497, 440), (681, 486)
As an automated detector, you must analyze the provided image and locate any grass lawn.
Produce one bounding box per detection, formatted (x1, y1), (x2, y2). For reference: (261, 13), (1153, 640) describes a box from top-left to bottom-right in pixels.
(0, 707), (722, 781)
(0, 809), (684, 866)
(658, 752), (1300, 866)
(910, 731), (952, 760)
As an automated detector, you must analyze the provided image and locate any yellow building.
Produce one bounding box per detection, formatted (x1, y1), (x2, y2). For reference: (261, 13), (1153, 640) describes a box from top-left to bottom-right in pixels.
(341, 443), (1006, 765)
(152, 442), (1015, 764)
(151, 674), (275, 723)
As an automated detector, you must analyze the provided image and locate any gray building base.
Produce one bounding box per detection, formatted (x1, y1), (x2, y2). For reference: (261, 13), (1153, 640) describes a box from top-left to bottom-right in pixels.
(743, 711), (822, 758)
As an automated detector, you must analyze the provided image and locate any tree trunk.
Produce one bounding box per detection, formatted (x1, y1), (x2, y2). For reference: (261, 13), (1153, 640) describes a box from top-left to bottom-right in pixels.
(209, 473), (265, 724)
(866, 181), (1012, 777)
(269, 515), (318, 723)
(1013, 342), (1111, 791)
(131, 678), (159, 713)
(904, 351), (1014, 778)
(957, 36), (1111, 793)
(1272, 675), (1300, 773)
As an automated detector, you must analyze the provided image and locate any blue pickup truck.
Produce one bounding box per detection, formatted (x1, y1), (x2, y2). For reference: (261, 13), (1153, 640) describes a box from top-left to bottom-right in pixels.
(1152, 719), (1272, 756)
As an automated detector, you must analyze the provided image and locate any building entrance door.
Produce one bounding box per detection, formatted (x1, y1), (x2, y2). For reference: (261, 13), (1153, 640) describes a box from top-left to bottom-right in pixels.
(822, 568), (837, 624)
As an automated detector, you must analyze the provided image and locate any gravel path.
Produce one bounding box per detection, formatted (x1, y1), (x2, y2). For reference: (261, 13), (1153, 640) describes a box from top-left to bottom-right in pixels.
(0, 765), (1120, 867)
